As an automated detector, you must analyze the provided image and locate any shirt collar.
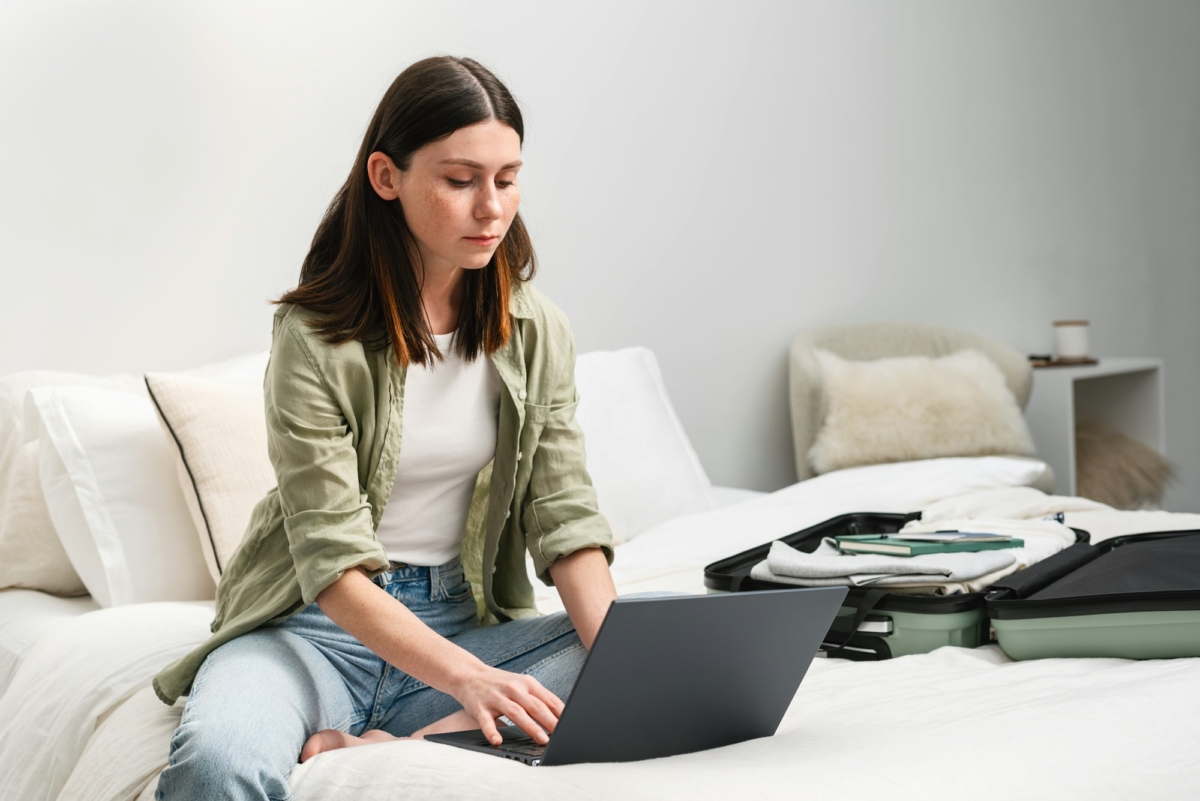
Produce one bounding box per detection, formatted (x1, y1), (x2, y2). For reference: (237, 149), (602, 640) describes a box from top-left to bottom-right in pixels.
(509, 281), (535, 319)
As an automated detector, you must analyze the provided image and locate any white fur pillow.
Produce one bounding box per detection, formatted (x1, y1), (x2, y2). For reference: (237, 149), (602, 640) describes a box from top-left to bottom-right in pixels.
(807, 349), (1035, 475)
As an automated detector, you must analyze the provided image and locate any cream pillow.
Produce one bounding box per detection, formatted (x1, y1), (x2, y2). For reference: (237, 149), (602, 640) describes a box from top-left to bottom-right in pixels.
(0, 370), (145, 596)
(807, 349), (1036, 475)
(0, 441), (86, 595)
(145, 352), (273, 583)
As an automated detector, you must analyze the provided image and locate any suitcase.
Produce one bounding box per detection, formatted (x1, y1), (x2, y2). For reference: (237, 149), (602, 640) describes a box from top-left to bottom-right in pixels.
(986, 529), (1200, 660)
(703, 511), (1090, 661)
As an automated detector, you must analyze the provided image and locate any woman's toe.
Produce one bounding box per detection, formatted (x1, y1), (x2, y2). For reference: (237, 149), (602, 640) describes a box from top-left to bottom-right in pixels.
(300, 729), (346, 763)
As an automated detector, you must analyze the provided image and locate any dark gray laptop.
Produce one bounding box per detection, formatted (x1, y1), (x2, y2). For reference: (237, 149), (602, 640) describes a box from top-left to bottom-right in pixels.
(425, 587), (847, 766)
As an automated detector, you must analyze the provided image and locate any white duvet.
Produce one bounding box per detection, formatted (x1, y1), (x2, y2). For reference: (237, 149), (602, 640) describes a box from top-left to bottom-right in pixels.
(2, 456), (1199, 801)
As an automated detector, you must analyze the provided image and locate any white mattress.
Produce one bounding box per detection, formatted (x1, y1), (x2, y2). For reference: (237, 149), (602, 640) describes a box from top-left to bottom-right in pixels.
(0, 589), (99, 697)
(3, 456), (1199, 801)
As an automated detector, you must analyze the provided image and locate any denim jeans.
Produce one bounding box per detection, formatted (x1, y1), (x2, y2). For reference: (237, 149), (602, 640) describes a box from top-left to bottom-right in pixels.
(155, 555), (586, 801)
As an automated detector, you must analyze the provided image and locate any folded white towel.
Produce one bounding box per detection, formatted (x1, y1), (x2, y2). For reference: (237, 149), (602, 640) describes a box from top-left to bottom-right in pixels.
(749, 538), (1017, 589)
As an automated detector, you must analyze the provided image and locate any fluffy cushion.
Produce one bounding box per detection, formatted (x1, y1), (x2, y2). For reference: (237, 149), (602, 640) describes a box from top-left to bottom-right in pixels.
(29, 386), (215, 607)
(145, 352), (273, 583)
(807, 349), (1036, 475)
(0, 371), (145, 595)
(574, 347), (714, 543)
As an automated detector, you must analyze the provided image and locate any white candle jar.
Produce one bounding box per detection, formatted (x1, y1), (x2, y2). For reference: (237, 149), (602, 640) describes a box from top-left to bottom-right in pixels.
(1053, 320), (1090, 360)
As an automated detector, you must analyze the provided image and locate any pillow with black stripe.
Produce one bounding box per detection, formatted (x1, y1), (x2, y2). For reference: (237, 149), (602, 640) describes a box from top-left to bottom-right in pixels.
(145, 352), (272, 584)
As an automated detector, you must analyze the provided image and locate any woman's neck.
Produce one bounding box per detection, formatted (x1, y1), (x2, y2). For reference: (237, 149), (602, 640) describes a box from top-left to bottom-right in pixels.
(419, 265), (465, 335)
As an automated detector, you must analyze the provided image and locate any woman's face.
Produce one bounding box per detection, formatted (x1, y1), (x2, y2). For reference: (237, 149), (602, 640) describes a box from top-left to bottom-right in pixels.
(368, 119), (522, 279)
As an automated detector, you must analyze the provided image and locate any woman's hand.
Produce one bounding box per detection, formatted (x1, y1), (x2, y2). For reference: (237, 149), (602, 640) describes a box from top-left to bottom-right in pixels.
(318, 568), (561, 745)
(449, 662), (566, 746)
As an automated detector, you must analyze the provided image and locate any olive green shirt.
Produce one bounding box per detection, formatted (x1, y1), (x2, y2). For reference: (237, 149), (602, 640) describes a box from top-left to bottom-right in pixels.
(153, 282), (614, 705)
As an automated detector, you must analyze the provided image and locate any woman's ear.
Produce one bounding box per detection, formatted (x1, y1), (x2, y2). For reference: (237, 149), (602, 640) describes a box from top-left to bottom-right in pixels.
(366, 151), (401, 201)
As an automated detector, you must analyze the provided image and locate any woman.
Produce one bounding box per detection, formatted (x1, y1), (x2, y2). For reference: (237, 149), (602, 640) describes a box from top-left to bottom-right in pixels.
(153, 55), (617, 800)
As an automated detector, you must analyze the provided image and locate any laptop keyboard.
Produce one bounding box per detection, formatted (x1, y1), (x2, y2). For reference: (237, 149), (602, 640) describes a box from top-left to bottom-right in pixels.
(476, 738), (546, 758)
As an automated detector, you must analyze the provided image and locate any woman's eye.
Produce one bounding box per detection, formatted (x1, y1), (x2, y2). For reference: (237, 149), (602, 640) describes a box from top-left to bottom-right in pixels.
(446, 178), (516, 189)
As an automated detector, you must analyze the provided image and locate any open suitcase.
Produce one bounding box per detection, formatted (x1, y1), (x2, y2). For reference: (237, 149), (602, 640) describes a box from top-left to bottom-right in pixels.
(986, 528), (1200, 660)
(703, 512), (1091, 661)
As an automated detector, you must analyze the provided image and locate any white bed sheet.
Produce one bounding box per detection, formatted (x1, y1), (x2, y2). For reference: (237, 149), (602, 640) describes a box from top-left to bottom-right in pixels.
(282, 644), (1200, 801)
(5, 456), (1200, 801)
(0, 588), (98, 697)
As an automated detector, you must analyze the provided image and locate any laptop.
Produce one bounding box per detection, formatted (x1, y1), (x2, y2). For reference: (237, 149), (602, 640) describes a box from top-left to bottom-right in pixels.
(424, 586), (847, 766)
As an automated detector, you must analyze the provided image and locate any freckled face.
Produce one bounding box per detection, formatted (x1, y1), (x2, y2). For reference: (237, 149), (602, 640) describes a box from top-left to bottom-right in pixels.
(393, 120), (522, 276)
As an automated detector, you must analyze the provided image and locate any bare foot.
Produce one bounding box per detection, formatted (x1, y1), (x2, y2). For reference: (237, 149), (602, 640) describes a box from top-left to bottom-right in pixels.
(301, 709), (510, 763)
(299, 728), (399, 763)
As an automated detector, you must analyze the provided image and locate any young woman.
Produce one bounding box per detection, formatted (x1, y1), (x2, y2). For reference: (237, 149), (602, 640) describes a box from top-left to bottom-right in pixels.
(152, 55), (618, 800)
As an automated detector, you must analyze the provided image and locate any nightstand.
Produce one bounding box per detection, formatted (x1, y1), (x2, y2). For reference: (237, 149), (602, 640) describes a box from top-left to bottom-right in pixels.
(1024, 358), (1165, 496)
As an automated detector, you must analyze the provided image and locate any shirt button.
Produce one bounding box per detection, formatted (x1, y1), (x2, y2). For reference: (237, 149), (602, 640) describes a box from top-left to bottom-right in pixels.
(505, 509), (511, 519)
(518, 390), (527, 400)
(517, 451), (523, 460)
(491, 565), (497, 575)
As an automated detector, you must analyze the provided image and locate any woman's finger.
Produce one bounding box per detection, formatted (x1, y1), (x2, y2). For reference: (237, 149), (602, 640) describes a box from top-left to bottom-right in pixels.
(502, 702), (548, 745)
(526, 677), (566, 718)
(476, 707), (503, 746)
(519, 691), (558, 735)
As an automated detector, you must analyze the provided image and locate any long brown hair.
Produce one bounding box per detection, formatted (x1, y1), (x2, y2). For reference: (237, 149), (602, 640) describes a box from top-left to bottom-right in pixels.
(271, 56), (536, 366)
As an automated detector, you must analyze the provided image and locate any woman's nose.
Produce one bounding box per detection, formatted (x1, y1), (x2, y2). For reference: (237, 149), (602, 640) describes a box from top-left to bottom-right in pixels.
(476, 184), (502, 219)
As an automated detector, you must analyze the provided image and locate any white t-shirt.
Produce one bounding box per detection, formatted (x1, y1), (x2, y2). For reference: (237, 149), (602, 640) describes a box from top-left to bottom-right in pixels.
(374, 330), (502, 565)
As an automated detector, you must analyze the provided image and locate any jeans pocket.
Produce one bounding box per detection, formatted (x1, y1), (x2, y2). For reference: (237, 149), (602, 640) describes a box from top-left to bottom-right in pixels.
(444, 580), (474, 603)
(441, 563), (474, 603)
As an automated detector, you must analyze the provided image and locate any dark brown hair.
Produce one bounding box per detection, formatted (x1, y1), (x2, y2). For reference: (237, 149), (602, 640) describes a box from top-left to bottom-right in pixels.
(271, 55), (536, 366)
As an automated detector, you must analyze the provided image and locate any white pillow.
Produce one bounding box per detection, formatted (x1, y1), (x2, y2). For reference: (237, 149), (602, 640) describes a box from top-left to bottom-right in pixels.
(0, 370), (144, 595)
(807, 349), (1036, 475)
(146, 351), (273, 584)
(574, 347), (714, 543)
(29, 386), (216, 607)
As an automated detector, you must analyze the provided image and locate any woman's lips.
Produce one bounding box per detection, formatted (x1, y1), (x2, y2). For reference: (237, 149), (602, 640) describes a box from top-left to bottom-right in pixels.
(464, 235), (498, 245)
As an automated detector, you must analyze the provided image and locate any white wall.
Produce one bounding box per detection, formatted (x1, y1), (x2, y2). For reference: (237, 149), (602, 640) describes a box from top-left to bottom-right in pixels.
(2, 1), (1197, 508)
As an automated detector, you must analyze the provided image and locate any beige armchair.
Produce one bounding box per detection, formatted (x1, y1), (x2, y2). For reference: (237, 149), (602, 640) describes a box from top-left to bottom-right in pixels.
(788, 322), (1052, 491)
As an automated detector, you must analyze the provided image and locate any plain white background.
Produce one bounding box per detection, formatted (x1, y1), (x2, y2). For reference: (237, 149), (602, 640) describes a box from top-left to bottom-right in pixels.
(1, 1), (1197, 509)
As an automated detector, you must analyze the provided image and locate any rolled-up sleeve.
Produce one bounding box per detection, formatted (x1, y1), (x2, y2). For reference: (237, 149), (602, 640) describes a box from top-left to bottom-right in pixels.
(264, 314), (388, 604)
(522, 329), (615, 585)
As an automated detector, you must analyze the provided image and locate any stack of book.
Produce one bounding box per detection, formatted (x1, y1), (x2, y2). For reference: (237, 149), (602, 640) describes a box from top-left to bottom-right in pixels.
(834, 531), (1024, 557)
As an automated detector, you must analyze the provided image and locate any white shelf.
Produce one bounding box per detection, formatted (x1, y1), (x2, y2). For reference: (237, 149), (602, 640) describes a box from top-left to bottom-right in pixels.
(1024, 358), (1165, 497)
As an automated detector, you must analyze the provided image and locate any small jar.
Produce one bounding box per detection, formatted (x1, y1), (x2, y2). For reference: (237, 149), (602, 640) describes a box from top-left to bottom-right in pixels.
(1053, 320), (1090, 361)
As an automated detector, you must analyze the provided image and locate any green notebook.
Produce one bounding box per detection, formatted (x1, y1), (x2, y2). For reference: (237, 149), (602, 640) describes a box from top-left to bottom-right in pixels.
(834, 534), (1025, 557)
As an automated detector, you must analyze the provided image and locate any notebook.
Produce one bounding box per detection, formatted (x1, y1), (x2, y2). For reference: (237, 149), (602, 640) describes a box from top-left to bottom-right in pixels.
(834, 533), (1024, 556)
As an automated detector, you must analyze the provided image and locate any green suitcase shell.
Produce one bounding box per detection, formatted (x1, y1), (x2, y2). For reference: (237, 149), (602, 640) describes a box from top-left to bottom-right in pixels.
(986, 529), (1200, 660)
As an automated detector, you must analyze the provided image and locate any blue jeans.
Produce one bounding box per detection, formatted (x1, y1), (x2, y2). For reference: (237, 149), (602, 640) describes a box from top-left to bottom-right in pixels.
(156, 555), (586, 801)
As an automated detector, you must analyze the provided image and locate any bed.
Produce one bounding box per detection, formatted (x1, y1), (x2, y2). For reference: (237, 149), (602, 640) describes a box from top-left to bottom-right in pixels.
(4, 337), (1200, 801)
(3, 454), (1199, 801)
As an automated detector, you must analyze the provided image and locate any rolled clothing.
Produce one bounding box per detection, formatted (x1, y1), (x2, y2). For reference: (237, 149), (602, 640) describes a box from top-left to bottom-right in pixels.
(749, 539), (1017, 589)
